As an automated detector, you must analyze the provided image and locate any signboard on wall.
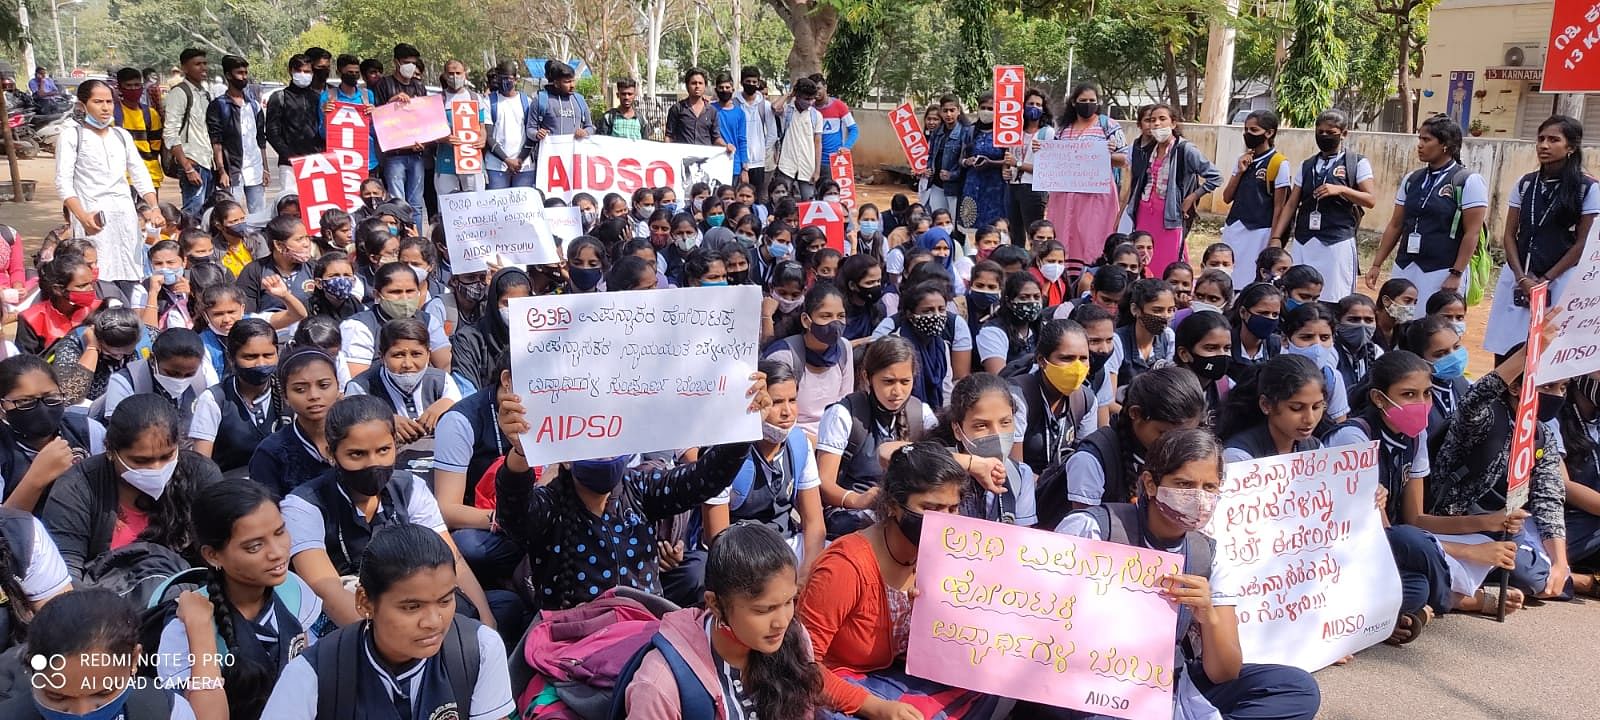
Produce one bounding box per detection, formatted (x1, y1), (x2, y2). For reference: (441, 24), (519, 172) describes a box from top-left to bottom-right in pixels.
(1543, 0), (1600, 92)
(1485, 67), (1544, 81)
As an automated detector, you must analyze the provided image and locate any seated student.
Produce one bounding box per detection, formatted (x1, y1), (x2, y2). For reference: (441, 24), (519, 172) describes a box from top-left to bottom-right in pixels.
(1057, 366), (1206, 513)
(1030, 239), (1073, 307)
(398, 236), (449, 332)
(1053, 428), (1322, 720)
(1220, 354), (1328, 464)
(1189, 267), (1234, 317)
(490, 372), (770, 611)
(1229, 281), (1284, 380)
(1425, 290), (1468, 337)
(0, 589), (200, 720)
(1113, 278), (1176, 391)
(762, 284), (854, 437)
(430, 352), (523, 598)
(156, 481), (333, 720)
(1128, 230), (1157, 278)
(1432, 332), (1568, 599)
(1175, 308), (1235, 426)
(450, 267), (530, 393)
(1374, 277), (1419, 351)
(239, 214), (317, 315)
(799, 442), (1005, 720)
(281, 395), (496, 627)
(350, 217), (397, 302)
(960, 260), (1004, 330)
(51, 237), (134, 308)
(681, 246), (728, 288)
(191, 319), (285, 477)
(259, 525), (515, 720)
(131, 240), (194, 330)
(1075, 242), (1142, 296)
(1069, 233), (1125, 295)
(1070, 303), (1121, 429)
(102, 328), (208, 430)
(1276, 264), (1324, 313)
(1012, 319), (1097, 476)
(839, 254), (891, 343)
(752, 220), (796, 288)
(0, 356), (103, 512)
(1164, 261), (1195, 310)
(565, 236), (608, 294)
(1557, 374), (1600, 598)
(306, 251), (364, 322)
(42, 394), (221, 579)
(624, 523), (823, 720)
(1325, 350), (1514, 622)
(0, 502), (72, 650)
(920, 373), (1039, 527)
(197, 282), (306, 384)
(315, 208), (354, 256)
(722, 240), (755, 287)
(44, 306), (149, 406)
(1279, 302), (1350, 424)
(975, 272), (1045, 374)
(988, 244), (1030, 278)
(344, 318), (462, 476)
(808, 248), (843, 288)
(870, 280), (972, 410)
(1254, 245), (1291, 285)
(1334, 293), (1383, 395)
(15, 254), (97, 356)
(1051, 264), (1130, 322)
(1200, 241), (1236, 284)
(250, 348), (340, 497)
(607, 254), (660, 293)
(294, 315), (353, 386)
(690, 361), (826, 595)
(1397, 315), (1469, 459)
(340, 262), (450, 378)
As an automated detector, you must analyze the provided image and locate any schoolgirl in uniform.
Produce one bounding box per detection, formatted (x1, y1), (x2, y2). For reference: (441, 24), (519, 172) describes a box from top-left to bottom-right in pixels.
(1219, 354), (1327, 465)
(1278, 302), (1349, 424)
(1228, 282), (1283, 380)
(762, 284), (854, 436)
(1365, 115), (1487, 302)
(1273, 109), (1377, 301)
(1220, 109), (1291, 288)
(341, 262), (450, 378)
(250, 348), (341, 497)
(1112, 278), (1176, 390)
(1174, 309), (1234, 425)
(1276, 265), (1323, 313)
(1062, 366), (1206, 511)
(344, 317), (462, 473)
(0, 355), (103, 512)
(1333, 294), (1382, 396)
(1374, 278), (1418, 351)
(1396, 314), (1468, 458)
(1013, 319), (1098, 476)
(974, 271), (1045, 373)
(190, 318), (284, 477)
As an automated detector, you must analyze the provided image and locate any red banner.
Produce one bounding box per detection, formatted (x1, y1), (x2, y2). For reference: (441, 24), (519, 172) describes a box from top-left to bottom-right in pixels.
(325, 102), (369, 200)
(993, 65), (1027, 146)
(451, 99), (485, 174)
(1543, 0), (1600, 92)
(830, 150), (857, 210)
(888, 102), (930, 174)
(798, 200), (846, 253)
(292, 153), (352, 232)
(1507, 282), (1549, 510)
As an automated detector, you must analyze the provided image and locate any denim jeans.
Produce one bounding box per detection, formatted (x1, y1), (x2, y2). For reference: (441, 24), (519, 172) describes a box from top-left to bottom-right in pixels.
(179, 164), (213, 216)
(230, 183), (265, 215)
(382, 153), (427, 227)
(486, 168), (537, 189)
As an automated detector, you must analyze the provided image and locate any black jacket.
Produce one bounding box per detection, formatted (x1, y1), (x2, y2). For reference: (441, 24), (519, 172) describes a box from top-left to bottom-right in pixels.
(450, 267), (526, 391)
(40, 450), (221, 580)
(205, 93), (267, 182)
(265, 84), (325, 165)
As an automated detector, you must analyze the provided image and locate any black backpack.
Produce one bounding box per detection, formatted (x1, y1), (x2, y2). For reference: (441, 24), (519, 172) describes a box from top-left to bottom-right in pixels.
(315, 615), (481, 720)
(1034, 427), (1122, 530)
(80, 541), (193, 609)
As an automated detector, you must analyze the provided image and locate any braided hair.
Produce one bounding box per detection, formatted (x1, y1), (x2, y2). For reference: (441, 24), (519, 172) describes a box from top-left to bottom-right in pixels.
(226, 318), (285, 423)
(0, 520), (32, 646)
(195, 479), (283, 719)
(704, 524), (822, 720)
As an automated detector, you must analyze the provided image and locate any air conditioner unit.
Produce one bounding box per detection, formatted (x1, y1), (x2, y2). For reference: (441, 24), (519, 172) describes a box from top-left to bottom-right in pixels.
(1502, 42), (1545, 67)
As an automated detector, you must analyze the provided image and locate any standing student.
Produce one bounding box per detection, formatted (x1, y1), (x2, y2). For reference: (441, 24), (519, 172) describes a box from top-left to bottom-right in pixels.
(1012, 319), (1097, 475)
(434, 59), (489, 195)
(249, 348), (340, 497)
(808, 73), (858, 168)
(1053, 429), (1322, 720)
(1273, 109), (1377, 301)
(190, 319), (285, 476)
(1220, 109), (1291, 288)
(1113, 278), (1176, 390)
(0, 589), (199, 720)
(1123, 103), (1221, 273)
(959, 92), (1008, 231)
(1484, 115), (1598, 356)
(372, 43), (430, 228)
(265, 53), (326, 183)
(484, 60), (534, 189)
(713, 73), (750, 181)
(762, 284), (854, 436)
(259, 524), (515, 720)
(1366, 115), (1487, 302)
(599, 77), (654, 140)
(1004, 88), (1054, 241)
(665, 67), (729, 150)
(737, 67), (779, 201)
(624, 523), (823, 720)
(55, 80), (164, 287)
(208, 55), (268, 214)
(773, 79), (824, 200)
(319, 54), (379, 177)
(923, 95), (968, 217)
(1044, 83), (1126, 272)
(156, 481), (331, 720)
(165, 48), (215, 216)
(112, 67), (164, 194)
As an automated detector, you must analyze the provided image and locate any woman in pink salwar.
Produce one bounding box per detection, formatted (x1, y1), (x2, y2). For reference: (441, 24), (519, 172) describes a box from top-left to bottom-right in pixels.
(1043, 83), (1128, 276)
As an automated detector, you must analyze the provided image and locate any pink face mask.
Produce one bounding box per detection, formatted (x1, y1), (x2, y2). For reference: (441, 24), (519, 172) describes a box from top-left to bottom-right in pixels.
(1380, 392), (1431, 438)
(1153, 486), (1219, 531)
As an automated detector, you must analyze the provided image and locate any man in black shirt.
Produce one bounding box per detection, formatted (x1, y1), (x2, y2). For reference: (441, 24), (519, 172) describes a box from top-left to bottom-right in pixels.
(664, 67), (731, 154)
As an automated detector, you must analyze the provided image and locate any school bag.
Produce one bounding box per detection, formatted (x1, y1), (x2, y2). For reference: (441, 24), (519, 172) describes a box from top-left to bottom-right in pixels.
(605, 632), (714, 720)
(316, 614), (481, 720)
(1448, 167), (1493, 306)
(133, 566), (316, 678)
(80, 541), (193, 608)
(511, 586), (680, 719)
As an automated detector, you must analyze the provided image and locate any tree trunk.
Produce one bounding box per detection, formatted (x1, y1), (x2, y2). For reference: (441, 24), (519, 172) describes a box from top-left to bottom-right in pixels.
(1395, 24), (1413, 133)
(1185, 35), (1201, 120)
(644, 0), (667, 115)
(1201, 0), (1240, 125)
(1162, 42), (1183, 112)
(768, 0), (838, 79)
(730, 0), (743, 80)
(691, 12), (701, 67)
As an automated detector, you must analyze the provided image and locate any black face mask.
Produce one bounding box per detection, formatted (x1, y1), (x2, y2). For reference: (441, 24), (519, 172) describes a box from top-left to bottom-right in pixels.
(312, 68), (330, 84)
(226, 76), (249, 91)
(1187, 353), (1231, 382)
(1315, 133), (1341, 153)
(341, 72), (361, 87)
(1243, 132), (1268, 149)
(4, 403), (64, 440)
(715, 89), (734, 103)
(1088, 350), (1113, 376)
(1075, 101), (1098, 119)
(857, 285), (884, 304)
(728, 270), (750, 285)
(742, 82), (760, 95)
(338, 463), (393, 497)
(896, 506), (926, 546)
(1538, 392), (1567, 423)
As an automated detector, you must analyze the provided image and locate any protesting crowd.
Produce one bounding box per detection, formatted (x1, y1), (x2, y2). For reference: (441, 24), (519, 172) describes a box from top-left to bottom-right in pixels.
(0, 35), (1594, 720)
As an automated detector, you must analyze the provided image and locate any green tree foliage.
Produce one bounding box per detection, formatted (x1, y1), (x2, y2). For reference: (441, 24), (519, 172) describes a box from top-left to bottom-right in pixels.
(272, 23), (348, 80)
(820, 1), (882, 103)
(328, 0), (487, 73)
(1277, 0), (1345, 127)
(951, 0), (995, 104)
(110, 0), (322, 73)
(865, 1), (951, 104)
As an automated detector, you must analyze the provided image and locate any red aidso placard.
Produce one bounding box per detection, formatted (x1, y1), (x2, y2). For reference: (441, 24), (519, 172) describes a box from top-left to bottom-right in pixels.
(798, 200), (846, 253)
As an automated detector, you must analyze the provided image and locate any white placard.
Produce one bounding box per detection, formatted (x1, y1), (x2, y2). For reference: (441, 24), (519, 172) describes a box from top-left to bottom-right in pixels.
(543, 206), (585, 245)
(1206, 443), (1401, 672)
(437, 187), (560, 273)
(508, 285), (762, 465)
(1031, 137), (1115, 194)
(537, 134), (735, 202)
(1536, 238), (1600, 384)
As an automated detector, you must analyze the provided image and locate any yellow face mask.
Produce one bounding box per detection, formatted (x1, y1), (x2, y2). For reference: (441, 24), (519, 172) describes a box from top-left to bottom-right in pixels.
(1042, 358), (1090, 394)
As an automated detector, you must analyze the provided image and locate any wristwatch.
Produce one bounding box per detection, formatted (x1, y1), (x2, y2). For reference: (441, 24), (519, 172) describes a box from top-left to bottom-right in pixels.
(1447, 269), (1464, 277)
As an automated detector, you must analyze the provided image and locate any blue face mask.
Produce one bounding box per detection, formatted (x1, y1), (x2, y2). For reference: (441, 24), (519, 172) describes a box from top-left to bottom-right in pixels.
(1284, 297), (1303, 313)
(35, 687), (129, 720)
(1284, 341), (1332, 368)
(1244, 312), (1279, 340)
(1430, 346), (1468, 380)
(82, 114), (112, 130)
(157, 267), (182, 284)
(1024, 106), (1044, 122)
(769, 242), (791, 258)
(859, 220), (881, 236)
(706, 214), (725, 227)
(700, 279), (729, 287)
(661, 201), (679, 215)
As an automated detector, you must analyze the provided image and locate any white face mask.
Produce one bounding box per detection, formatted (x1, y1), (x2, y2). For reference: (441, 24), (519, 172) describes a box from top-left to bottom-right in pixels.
(446, 75), (465, 91)
(291, 72), (313, 88)
(386, 367), (427, 394)
(153, 371), (191, 397)
(1039, 262), (1066, 282)
(1151, 126), (1174, 143)
(399, 62), (418, 79)
(761, 421), (790, 444)
(499, 306), (511, 325)
(1190, 301), (1223, 315)
(119, 452), (178, 500)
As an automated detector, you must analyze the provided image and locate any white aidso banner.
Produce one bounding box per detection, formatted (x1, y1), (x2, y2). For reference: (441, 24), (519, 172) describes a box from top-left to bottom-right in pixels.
(537, 134), (735, 202)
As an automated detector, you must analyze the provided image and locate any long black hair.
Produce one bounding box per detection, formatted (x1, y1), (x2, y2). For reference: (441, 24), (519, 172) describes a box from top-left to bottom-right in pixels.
(326, 395), (396, 454)
(23, 588), (139, 671)
(358, 524), (455, 602)
(1537, 115), (1587, 220)
(933, 372), (1016, 447)
(105, 394), (195, 557)
(877, 441), (968, 517)
(194, 480), (283, 719)
(703, 523), (822, 720)
(1218, 353), (1325, 439)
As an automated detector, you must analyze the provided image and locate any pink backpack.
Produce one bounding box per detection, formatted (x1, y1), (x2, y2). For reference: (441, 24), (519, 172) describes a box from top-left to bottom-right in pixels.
(514, 587), (677, 719)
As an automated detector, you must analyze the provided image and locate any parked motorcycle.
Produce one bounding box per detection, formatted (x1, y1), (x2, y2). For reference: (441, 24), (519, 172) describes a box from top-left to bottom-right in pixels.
(3, 112), (40, 159)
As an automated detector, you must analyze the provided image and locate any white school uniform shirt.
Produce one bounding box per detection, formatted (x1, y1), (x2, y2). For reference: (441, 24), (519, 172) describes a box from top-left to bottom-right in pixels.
(154, 573), (324, 683)
(343, 370), (463, 417)
(187, 379), (273, 442)
(13, 516), (71, 602)
(258, 622), (515, 720)
(0, 420), (105, 492)
(280, 474), (448, 558)
(707, 437), (823, 505)
(816, 402), (939, 457)
(339, 311), (451, 366)
(1290, 153), (1373, 244)
(869, 313), (975, 401)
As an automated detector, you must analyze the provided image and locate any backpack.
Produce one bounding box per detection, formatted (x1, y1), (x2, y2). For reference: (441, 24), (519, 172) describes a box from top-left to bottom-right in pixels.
(134, 567), (311, 678)
(512, 587), (678, 720)
(1035, 426), (1122, 530)
(160, 83), (195, 179)
(605, 632), (715, 720)
(316, 615), (481, 720)
(80, 541), (193, 608)
(838, 390), (925, 468)
(1449, 167), (1493, 306)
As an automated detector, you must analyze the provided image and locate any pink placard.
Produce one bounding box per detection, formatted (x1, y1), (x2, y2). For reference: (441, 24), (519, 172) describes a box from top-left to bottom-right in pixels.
(371, 94), (450, 152)
(908, 513), (1180, 720)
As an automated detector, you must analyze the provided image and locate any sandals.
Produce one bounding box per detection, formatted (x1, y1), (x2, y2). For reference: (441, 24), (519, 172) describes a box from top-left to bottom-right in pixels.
(1384, 609), (1430, 646)
(1577, 572), (1600, 599)
(1473, 586), (1523, 616)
